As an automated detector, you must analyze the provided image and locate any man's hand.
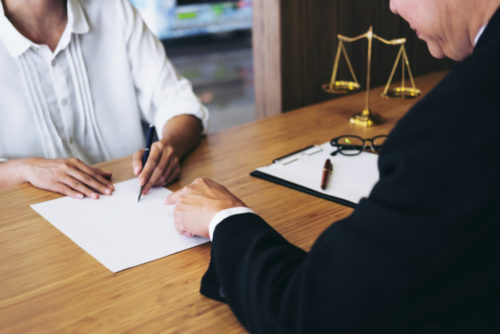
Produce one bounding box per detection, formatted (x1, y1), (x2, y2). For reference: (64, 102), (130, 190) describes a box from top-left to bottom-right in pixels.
(132, 139), (181, 195)
(22, 157), (114, 199)
(165, 178), (247, 238)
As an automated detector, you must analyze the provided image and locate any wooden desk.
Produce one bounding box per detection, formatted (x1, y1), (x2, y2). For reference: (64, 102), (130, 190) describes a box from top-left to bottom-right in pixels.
(0, 72), (446, 333)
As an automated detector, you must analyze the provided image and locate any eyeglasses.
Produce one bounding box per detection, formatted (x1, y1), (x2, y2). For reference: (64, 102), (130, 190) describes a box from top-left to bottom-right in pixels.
(330, 134), (388, 156)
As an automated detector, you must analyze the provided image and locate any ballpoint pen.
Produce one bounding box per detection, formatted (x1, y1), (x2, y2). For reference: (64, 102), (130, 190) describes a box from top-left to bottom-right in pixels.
(137, 125), (156, 202)
(321, 158), (333, 190)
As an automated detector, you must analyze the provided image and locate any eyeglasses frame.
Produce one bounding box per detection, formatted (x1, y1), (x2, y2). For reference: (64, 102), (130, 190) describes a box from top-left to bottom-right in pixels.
(330, 134), (388, 156)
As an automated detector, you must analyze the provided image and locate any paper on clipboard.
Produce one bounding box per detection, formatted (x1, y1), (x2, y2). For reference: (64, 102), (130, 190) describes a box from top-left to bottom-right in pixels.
(252, 142), (379, 206)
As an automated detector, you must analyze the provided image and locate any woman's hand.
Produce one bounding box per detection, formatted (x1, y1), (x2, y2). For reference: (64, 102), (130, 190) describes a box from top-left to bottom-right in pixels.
(132, 139), (181, 196)
(22, 158), (114, 199)
(165, 178), (247, 238)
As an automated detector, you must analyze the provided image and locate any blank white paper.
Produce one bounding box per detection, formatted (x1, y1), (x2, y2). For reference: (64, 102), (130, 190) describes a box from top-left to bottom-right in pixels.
(256, 142), (379, 205)
(31, 179), (208, 272)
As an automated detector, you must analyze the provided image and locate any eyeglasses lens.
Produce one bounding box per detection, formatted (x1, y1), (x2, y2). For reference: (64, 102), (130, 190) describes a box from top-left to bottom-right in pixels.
(337, 136), (364, 155)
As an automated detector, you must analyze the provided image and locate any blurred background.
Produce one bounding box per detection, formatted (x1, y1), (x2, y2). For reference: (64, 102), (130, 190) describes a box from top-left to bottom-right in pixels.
(129, 0), (451, 134)
(129, 0), (255, 133)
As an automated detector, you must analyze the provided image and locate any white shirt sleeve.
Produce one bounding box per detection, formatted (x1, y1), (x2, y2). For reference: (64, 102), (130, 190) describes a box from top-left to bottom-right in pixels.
(118, 0), (209, 135)
(208, 207), (256, 241)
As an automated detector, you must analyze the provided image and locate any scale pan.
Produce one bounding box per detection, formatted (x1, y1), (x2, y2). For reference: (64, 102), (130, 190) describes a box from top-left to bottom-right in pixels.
(322, 81), (361, 94)
(383, 87), (421, 99)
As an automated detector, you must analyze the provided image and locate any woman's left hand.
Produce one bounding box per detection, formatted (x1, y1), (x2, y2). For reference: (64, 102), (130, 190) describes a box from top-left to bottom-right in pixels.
(132, 139), (181, 195)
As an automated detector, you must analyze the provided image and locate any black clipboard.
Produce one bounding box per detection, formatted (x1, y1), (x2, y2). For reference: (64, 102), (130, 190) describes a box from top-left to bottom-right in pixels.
(250, 170), (357, 208)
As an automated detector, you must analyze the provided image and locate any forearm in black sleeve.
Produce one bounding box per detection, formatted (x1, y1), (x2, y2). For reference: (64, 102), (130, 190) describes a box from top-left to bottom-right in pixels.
(200, 202), (499, 333)
(200, 210), (429, 333)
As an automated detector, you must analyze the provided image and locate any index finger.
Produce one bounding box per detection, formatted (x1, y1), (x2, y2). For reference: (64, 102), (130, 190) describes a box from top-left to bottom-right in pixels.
(132, 150), (145, 176)
(138, 146), (161, 186)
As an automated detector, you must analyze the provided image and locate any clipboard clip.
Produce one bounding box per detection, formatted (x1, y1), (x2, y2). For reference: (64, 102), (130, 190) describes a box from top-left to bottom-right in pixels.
(273, 145), (323, 165)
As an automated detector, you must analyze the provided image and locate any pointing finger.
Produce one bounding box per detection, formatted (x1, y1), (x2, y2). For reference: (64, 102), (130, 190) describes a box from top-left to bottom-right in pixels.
(132, 150), (145, 176)
(139, 146), (162, 186)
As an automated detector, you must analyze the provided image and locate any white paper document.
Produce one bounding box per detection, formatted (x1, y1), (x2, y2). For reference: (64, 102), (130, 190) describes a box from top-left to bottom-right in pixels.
(31, 179), (208, 272)
(255, 142), (379, 205)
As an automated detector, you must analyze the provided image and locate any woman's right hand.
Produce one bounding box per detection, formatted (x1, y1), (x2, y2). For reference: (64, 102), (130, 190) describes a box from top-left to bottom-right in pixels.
(19, 158), (114, 199)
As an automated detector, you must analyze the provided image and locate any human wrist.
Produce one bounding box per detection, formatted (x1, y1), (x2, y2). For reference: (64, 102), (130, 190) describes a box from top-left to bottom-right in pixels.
(18, 157), (47, 184)
(0, 158), (34, 188)
(160, 136), (181, 158)
(208, 207), (255, 240)
(17, 158), (34, 183)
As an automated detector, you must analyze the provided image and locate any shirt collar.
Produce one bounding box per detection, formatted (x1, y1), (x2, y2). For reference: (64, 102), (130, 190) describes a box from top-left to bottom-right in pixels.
(68, 0), (89, 35)
(474, 23), (487, 47)
(0, 0), (89, 58)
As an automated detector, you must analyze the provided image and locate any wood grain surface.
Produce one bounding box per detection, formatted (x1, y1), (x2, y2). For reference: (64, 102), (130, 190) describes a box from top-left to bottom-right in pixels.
(0, 72), (446, 333)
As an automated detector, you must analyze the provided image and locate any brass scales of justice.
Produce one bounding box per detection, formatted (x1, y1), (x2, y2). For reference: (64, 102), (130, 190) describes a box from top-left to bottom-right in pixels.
(322, 26), (421, 127)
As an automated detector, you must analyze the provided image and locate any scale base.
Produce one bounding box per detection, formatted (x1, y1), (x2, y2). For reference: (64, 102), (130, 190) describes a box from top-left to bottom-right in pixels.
(349, 109), (385, 127)
(322, 81), (361, 94)
(383, 87), (421, 99)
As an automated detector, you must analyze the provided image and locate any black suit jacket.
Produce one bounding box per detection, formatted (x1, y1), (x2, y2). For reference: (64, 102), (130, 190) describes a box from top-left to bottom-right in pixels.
(200, 9), (500, 333)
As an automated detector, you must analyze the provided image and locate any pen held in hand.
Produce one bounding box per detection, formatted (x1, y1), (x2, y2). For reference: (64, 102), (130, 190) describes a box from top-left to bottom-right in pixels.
(321, 158), (333, 190)
(137, 125), (156, 202)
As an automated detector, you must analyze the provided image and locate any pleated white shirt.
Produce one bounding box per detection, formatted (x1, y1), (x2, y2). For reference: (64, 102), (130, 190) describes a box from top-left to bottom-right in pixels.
(0, 0), (208, 164)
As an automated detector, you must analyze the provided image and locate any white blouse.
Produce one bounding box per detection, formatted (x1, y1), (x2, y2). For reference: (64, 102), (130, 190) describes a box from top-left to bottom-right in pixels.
(0, 0), (208, 164)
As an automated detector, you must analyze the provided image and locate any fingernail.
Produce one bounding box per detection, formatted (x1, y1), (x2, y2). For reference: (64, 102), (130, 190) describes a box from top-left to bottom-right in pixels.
(134, 166), (140, 175)
(105, 188), (112, 195)
(77, 194), (84, 199)
(91, 193), (99, 199)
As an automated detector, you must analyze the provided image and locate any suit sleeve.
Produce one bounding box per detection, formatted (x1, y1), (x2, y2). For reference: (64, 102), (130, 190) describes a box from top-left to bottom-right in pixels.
(201, 190), (499, 333)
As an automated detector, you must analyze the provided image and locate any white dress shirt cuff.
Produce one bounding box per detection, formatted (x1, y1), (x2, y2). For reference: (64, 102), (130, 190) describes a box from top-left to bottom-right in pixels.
(208, 207), (255, 241)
